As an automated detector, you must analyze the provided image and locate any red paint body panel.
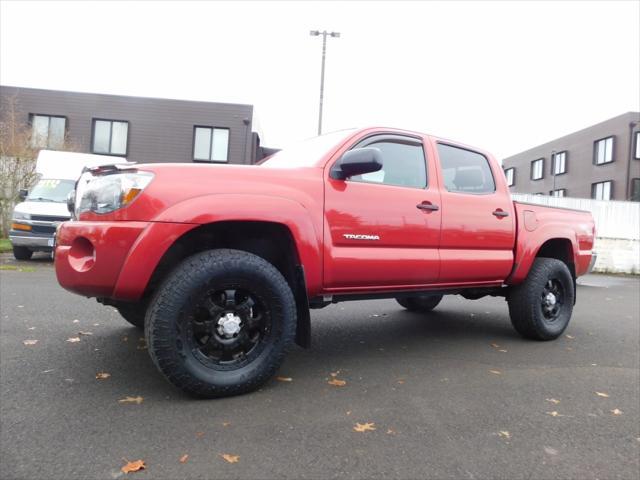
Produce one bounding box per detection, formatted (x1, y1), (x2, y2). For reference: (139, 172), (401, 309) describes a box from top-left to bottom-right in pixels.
(54, 126), (594, 303)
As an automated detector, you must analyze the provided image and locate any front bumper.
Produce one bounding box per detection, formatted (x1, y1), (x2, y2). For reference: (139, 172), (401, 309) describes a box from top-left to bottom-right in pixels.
(55, 221), (150, 298)
(9, 232), (55, 250)
(55, 220), (196, 300)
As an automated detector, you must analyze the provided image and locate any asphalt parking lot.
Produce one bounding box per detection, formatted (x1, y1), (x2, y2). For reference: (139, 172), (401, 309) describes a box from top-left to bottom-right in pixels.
(1, 254), (639, 480)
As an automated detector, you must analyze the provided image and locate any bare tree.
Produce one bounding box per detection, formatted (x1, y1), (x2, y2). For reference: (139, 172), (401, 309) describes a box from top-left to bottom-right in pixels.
(0, 95), (78, 236)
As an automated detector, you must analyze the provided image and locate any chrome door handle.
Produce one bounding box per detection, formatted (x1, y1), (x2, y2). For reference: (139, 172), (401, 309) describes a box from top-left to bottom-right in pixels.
(492, 209), (509, 218)
(417, 203), (439, 211)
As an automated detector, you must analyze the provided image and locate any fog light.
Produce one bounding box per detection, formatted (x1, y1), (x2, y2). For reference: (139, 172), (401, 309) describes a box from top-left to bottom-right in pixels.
(68, 236), (95, 272)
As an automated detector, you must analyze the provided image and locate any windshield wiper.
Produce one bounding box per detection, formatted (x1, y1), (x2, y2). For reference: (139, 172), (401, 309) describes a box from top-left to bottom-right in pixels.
(28, 197), (60, 202)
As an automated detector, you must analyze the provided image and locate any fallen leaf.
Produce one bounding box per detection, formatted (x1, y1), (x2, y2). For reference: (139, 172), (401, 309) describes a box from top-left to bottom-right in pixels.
(546, 411), (563, 417)
(23, 339), (38, 346)
(72, 319), (79, 323)
(220, 453), (239, 464)
(179, 454), (189, 463)
(611, 408), (623, 415)
(222, 422), (231, 427)
(565, 335), (574, 339)
(330, 371), (340, 377)
(27, 326), (36, 330)
(490, 343), (500, 348)
(498, 430), (511, 439)
(346, 411), (352, 415)
(546, 398), (560, 404)
(118, 396), (144, 405)
(93, 323), (100, 326)
(595, 392), (609, 398)
(96, 372), (111, 380)
(353, 422), (376, 432)
(386, 428), (397, 435)
(489, 370), (502, 375)
(78, 331), (93, 336)
(328, 378), (346, 387)
(121, 459), (146, 474)
(544, 446), (558, 456)
(195, 431), (204, 438)
(498, 349), (508, 353)
(397, 379), (405, 385)
(276, 376), (292, 382)
(66, 337), (80, 343)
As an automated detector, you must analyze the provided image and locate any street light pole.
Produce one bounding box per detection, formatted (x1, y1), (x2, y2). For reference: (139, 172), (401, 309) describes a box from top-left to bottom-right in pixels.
(310, 30), (340, 135)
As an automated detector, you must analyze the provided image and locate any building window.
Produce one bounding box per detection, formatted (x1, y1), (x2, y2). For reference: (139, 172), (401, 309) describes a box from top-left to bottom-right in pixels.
(92, 119), (128, 155)
(531, 158), (544, 180)
(594, 136), (614, 165)
(552, 151), (567, 175)
(193, 126), (230, 162)
(30, 114), (66, 149)
(592, 181), (612, 200)
(631, 178), (640, 202)
(635, 131), (640, 160)
(550, 189), (566, 198)
(504, 167), (515, 186)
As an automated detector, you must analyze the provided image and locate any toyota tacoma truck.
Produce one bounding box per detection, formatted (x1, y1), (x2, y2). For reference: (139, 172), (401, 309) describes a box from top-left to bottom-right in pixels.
(54, 127), (596, 398)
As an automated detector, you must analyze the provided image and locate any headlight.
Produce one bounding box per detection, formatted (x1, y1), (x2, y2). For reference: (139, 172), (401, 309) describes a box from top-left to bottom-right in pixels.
(75, 171), (154, 216)
(12, 211), (31, 221)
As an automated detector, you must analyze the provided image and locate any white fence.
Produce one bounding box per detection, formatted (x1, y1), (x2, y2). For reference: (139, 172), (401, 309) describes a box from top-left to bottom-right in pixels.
(512, 194), (639, 274)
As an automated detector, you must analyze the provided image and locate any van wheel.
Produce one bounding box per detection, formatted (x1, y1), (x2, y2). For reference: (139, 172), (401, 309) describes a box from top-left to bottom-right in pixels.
(12, 246), (33, 260)
(146, 249), (296, 398)
(396, 294), (443, 312)
(508, 258), (574, 340)
(115, 303), (146, 329)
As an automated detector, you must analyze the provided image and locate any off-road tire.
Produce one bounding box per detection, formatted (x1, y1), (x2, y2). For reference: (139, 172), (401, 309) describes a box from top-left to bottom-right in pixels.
(508, 258), (574, 341)
(115, 303), (147, 329)
(12, 246), (33, 261)
(396, 294), (443, 312)
(145, 249), (296, 398)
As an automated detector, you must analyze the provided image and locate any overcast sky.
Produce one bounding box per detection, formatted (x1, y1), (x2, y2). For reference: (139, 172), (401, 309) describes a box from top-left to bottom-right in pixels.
(1, 0), (638, 160)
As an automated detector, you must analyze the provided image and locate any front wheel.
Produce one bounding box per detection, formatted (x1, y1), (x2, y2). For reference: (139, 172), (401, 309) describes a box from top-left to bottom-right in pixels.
(115, 302), (146, 329)
(145, 249), (296, 398)
(507, 258), (574, 340)
(12, 245), (33, 260)
(396, 294), (443, 312)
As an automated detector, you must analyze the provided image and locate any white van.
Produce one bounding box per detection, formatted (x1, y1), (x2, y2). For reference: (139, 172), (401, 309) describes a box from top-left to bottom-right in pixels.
(9, 150), (125, 260)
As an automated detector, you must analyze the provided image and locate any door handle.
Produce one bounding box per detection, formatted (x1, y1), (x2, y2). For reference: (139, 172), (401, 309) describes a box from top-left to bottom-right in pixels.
(417, 202), (439, 211)
(492, 209), (509, 218)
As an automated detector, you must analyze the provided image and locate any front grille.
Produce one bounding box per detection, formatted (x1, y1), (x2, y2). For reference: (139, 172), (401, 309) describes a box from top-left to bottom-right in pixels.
(31, 225), (57, 234)
(30, 215), (69, 222)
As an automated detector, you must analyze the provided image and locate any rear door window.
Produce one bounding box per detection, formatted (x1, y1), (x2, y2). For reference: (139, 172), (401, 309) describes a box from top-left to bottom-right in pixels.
(437, 143), (496, 194)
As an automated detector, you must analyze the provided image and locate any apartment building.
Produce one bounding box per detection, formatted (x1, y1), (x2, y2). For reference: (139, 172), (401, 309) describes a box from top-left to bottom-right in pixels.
(0, 86), (276, 165)
(502, 112), (640, 201)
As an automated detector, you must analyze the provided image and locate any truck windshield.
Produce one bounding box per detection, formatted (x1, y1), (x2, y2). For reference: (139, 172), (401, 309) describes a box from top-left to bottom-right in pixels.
(261, 129), (356, 168)
(27, 179), (75, 203)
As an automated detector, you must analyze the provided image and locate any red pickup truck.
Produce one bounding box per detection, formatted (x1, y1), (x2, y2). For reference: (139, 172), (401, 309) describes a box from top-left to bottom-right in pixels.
(55, 127), (596, 398)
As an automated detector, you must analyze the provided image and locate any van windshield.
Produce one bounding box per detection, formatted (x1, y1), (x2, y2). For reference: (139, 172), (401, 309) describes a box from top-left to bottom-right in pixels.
(27, 179), (75, 203)
(261, 129), (356, 168)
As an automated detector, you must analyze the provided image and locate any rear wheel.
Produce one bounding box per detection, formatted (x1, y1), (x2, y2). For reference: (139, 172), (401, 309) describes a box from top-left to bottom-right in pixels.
(12, 246), (33, 260)
(146, 249), (296, 398)
(396, 294), (443, 312)
(507, 258), (574, 340)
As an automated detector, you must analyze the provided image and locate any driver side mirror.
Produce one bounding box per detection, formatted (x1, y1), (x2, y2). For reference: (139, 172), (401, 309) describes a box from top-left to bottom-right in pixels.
(18, 189), (28, 201)
(330, 147), (383, 180)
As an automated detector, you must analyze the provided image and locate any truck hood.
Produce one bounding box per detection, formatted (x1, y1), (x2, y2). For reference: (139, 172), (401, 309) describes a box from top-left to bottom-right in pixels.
(13, 200), (71, 218)
(79, 162), (324, 223)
